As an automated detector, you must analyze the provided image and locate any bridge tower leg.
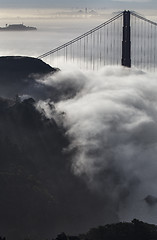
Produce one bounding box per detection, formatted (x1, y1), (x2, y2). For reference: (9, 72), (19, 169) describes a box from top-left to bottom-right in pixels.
(122, 10), (131, 68)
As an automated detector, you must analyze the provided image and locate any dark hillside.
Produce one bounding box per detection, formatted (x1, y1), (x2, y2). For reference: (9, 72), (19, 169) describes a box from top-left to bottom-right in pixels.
(78, 219), (157, 240)
(0, 56), (55, 77)
(0, 97), (118, 240)
(0, 56), (58, 99)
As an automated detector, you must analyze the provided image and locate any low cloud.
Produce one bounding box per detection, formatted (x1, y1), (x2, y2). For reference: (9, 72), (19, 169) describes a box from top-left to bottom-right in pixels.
(37, 65), (157, 224)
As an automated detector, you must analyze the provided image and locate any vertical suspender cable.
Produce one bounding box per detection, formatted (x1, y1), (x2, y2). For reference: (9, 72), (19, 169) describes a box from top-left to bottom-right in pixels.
(96, 30), (98, 70)
(106, 24), (108, 66)
(140, 20), (143, 69)
(100, 28), (102, 68)
(57, 50), (58, 67)
(93, 32), (95, 70)
(147, 21), (149, 71)
(72, 43), (74, 63)
(86, 36), (88, 69)
(135, 15), (137, 67)
(143, 20), (146, 70)
(80, 39), (81, 68)
(137, 18), (139, 67)
(150, 24), (153, 70)
(148, 22), (150, 71)
(111, 22), (113, 65)
(154, 25), (156, 71)
(113, 20), (116, 65)
(84, 36), (86, 69)
(104, 25), (106, 66)
(91, 32), (93, 70)
(118, 17), (120, 65)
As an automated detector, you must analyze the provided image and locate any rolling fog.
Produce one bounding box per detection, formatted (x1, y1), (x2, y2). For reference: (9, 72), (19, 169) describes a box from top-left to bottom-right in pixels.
(37, 66), (157, 225)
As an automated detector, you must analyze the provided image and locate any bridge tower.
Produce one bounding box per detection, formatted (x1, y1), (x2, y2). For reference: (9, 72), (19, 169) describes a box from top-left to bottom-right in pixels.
(122, 10), (131, 68)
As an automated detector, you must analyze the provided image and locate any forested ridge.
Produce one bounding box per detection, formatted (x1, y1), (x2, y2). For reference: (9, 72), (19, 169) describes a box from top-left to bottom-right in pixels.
(1, 219), (157, 240)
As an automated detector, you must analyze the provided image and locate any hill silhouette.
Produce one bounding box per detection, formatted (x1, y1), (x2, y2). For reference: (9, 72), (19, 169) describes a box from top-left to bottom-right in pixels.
(0, 96), (117, 240)
(80, 219), (157, 240)
(61, 219), (157, 240)
(1, 219), (157, 240)
(0, 56), (58, 99)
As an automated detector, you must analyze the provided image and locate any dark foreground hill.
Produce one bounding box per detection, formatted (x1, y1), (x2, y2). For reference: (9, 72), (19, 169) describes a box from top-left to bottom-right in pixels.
(0, 56), (54, 76)
(0, 97), (117, 240)
(79, 219), (157, 240)
(0, 57), (118, 240)
(56, 219), (157, 240)
(0, 56), (58, 99)
(2, 219), (156, 240)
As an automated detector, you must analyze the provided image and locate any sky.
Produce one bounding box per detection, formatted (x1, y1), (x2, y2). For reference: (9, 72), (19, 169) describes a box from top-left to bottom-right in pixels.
(0, 0), (156, 9)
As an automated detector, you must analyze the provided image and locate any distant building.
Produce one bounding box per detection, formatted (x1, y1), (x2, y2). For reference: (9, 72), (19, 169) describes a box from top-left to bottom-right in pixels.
(0, 23), (37, 31)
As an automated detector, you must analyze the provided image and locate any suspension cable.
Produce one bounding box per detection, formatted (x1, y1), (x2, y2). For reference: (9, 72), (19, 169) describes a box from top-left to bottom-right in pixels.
(38, 12), (123, 59)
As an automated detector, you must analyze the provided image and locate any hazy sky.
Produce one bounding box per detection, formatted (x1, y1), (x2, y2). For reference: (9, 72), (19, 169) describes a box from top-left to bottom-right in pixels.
(0, 0), (156, 9)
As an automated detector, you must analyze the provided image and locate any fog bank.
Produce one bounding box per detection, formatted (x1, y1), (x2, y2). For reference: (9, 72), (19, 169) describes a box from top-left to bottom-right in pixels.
(37, 66), (157, 224)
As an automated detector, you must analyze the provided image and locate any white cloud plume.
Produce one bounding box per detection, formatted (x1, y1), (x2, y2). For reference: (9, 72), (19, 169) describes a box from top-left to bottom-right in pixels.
(37, 65), (157, 224)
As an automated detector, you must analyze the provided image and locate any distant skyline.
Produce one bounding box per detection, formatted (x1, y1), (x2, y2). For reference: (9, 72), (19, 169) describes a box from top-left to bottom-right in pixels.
(0, 0), (156, 9)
